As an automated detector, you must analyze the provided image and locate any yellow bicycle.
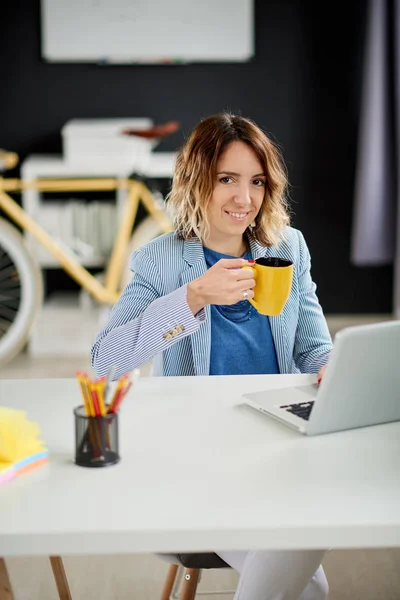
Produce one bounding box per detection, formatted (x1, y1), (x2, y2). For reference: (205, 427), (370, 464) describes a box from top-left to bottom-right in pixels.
(0, 148), (173, 366)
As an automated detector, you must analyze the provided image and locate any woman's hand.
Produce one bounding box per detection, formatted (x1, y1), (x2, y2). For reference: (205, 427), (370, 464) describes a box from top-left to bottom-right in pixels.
(187, 258), (255, 315)
(317, 364), (328, 385)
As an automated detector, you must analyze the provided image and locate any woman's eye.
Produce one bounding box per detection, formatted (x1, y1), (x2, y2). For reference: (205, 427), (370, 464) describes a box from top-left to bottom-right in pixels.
(220, 176), (233, 184)
(253, 179), (265, 186)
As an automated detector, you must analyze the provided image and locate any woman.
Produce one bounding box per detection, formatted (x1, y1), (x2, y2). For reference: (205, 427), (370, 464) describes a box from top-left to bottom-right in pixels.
(91, 113), (332, 599)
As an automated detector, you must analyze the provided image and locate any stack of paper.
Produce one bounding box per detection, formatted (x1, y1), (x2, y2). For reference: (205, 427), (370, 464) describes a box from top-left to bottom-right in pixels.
(0, 407), (48, 485)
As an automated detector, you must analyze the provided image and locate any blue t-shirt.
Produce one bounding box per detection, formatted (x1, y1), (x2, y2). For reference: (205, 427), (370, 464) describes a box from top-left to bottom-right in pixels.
(203, 247), (280, 376)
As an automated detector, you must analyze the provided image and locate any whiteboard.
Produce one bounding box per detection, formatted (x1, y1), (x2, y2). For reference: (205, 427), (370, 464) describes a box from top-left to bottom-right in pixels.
(41, 0), (254, 63)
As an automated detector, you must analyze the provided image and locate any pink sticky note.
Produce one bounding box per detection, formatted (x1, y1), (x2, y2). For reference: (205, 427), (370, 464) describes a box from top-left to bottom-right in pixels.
(0, 465), (15, 485)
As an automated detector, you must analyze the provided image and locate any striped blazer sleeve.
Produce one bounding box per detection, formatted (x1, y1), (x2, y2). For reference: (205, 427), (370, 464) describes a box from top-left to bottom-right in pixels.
(292, 231), (333, 373)
(91, 249), (205, 379)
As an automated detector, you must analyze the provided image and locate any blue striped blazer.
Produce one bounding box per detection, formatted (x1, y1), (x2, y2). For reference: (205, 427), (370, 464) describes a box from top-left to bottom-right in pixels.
(91, 227), (332, 379)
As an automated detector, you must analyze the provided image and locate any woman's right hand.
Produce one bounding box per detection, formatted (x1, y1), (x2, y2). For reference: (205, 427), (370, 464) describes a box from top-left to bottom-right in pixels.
(186, 258), (256, 315)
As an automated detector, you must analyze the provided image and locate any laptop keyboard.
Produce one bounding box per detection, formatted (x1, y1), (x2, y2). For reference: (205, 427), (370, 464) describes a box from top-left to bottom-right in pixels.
(280, 401), (315, 421)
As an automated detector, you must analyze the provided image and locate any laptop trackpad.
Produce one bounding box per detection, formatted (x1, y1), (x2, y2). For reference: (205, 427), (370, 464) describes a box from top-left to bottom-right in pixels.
(243, 384), (318, 408)
(291, 384), (319, 398)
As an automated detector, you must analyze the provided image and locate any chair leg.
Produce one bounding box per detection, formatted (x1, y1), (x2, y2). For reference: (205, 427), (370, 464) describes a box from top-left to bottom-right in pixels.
(0, 558), (14, 600)
(160, 563), (179, 600)
(49, 556), (72, 600)
(180, 568), (200, 600)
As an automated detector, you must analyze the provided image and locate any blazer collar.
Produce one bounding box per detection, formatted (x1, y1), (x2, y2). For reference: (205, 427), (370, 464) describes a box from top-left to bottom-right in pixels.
(248, 234), (269, 260)
(182, 236), (205, 266)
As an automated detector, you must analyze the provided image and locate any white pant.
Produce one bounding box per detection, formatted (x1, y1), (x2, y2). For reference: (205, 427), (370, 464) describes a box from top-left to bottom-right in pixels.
(216, 550), (329, 600)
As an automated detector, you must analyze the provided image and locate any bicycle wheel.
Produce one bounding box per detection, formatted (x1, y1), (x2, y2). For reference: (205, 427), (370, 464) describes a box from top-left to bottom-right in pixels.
(0, 218), (43, 366)
(120, 215), (167, 289)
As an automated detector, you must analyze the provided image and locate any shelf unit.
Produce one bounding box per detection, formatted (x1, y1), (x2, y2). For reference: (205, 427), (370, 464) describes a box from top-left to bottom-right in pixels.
(20, 152), (177, 270)
(20, 155), (129, 269)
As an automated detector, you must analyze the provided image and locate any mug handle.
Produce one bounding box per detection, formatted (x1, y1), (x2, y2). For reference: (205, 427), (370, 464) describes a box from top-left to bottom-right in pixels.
(241, 265), (259, 311)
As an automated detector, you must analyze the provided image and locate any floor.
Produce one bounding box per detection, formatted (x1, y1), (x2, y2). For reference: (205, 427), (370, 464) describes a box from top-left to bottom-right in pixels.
(2, 312), (399, 599)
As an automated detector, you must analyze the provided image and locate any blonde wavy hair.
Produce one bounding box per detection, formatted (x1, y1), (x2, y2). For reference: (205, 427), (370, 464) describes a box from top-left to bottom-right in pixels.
(167, 112), (290, 246)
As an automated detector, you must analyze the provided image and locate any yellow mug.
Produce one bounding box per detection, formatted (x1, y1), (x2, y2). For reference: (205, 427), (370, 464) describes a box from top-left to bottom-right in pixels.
(244, 257), (294, 316)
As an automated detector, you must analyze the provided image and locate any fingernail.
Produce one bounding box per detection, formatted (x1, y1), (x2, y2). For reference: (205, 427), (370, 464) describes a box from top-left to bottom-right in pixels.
(247, 260), (255, 264)
(317, 377), (321, 385)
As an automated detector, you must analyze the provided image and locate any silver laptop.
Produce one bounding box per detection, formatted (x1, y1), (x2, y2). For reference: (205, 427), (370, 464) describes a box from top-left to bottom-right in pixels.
(242, 321), (400, 435)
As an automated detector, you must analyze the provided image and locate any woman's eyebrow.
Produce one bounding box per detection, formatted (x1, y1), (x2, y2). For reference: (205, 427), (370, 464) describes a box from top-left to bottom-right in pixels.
(216, 171), (266, 177)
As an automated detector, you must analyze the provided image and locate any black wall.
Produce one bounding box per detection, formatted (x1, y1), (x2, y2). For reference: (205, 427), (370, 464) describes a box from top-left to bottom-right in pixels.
(0, 0), (393, 313)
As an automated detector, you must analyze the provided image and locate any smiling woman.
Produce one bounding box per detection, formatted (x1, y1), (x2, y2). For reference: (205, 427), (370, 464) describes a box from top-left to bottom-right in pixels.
(91, 112), (332, 600)
(92, 111), (332, 377)
(167, 113), (289, 252)
(206, 142), (271, 255)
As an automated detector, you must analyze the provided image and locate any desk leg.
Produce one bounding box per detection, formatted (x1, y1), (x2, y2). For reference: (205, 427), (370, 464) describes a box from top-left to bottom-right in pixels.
(0, 558), (14, 600)
(49, 556), (72, 600)
(180, 568), (200, 600)
(160, 563), (179, 600)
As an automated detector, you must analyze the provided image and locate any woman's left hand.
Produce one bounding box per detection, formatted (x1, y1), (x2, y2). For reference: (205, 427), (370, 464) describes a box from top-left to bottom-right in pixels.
(317, 364), (327, 385)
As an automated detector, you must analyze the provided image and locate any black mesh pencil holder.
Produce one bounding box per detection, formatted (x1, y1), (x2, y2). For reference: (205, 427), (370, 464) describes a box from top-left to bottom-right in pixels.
(74, 405), (120, 468)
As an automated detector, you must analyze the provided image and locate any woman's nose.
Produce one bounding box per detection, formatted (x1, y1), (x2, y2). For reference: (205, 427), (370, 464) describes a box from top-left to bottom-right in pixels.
(233, 185), (252, 205)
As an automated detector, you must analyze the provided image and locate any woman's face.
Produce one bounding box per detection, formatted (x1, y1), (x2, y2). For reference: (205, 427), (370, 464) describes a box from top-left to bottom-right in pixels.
(207, 140), (266, 243)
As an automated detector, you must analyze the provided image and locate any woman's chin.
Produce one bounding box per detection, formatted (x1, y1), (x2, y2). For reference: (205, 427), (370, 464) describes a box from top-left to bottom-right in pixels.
(226, 222), (250, 235)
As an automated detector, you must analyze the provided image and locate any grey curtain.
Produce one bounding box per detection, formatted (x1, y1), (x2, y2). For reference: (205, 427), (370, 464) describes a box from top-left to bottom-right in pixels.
(351, 0), (400, 317)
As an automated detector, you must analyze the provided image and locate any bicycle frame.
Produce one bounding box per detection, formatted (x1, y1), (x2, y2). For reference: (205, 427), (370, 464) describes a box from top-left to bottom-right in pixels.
(0, 177), (173, 304)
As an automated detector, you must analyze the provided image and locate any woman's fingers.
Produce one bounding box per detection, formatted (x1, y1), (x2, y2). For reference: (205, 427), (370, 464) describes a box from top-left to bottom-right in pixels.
(237, 288), (255, 303)
(199, 258), (256, 306)
(239, 278), (256, 290)
(236, 268), (254, 281)
(218, 258), (249, 269)
(236, 279), (256, 303)
(317, 364), (328, 385)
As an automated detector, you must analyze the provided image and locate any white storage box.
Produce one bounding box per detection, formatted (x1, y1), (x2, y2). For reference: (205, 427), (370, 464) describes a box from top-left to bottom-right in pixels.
(61, 118), (158, 172)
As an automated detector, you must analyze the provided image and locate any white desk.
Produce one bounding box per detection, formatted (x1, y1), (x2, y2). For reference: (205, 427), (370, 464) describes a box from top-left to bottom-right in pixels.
(0, 374), (399, 557)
